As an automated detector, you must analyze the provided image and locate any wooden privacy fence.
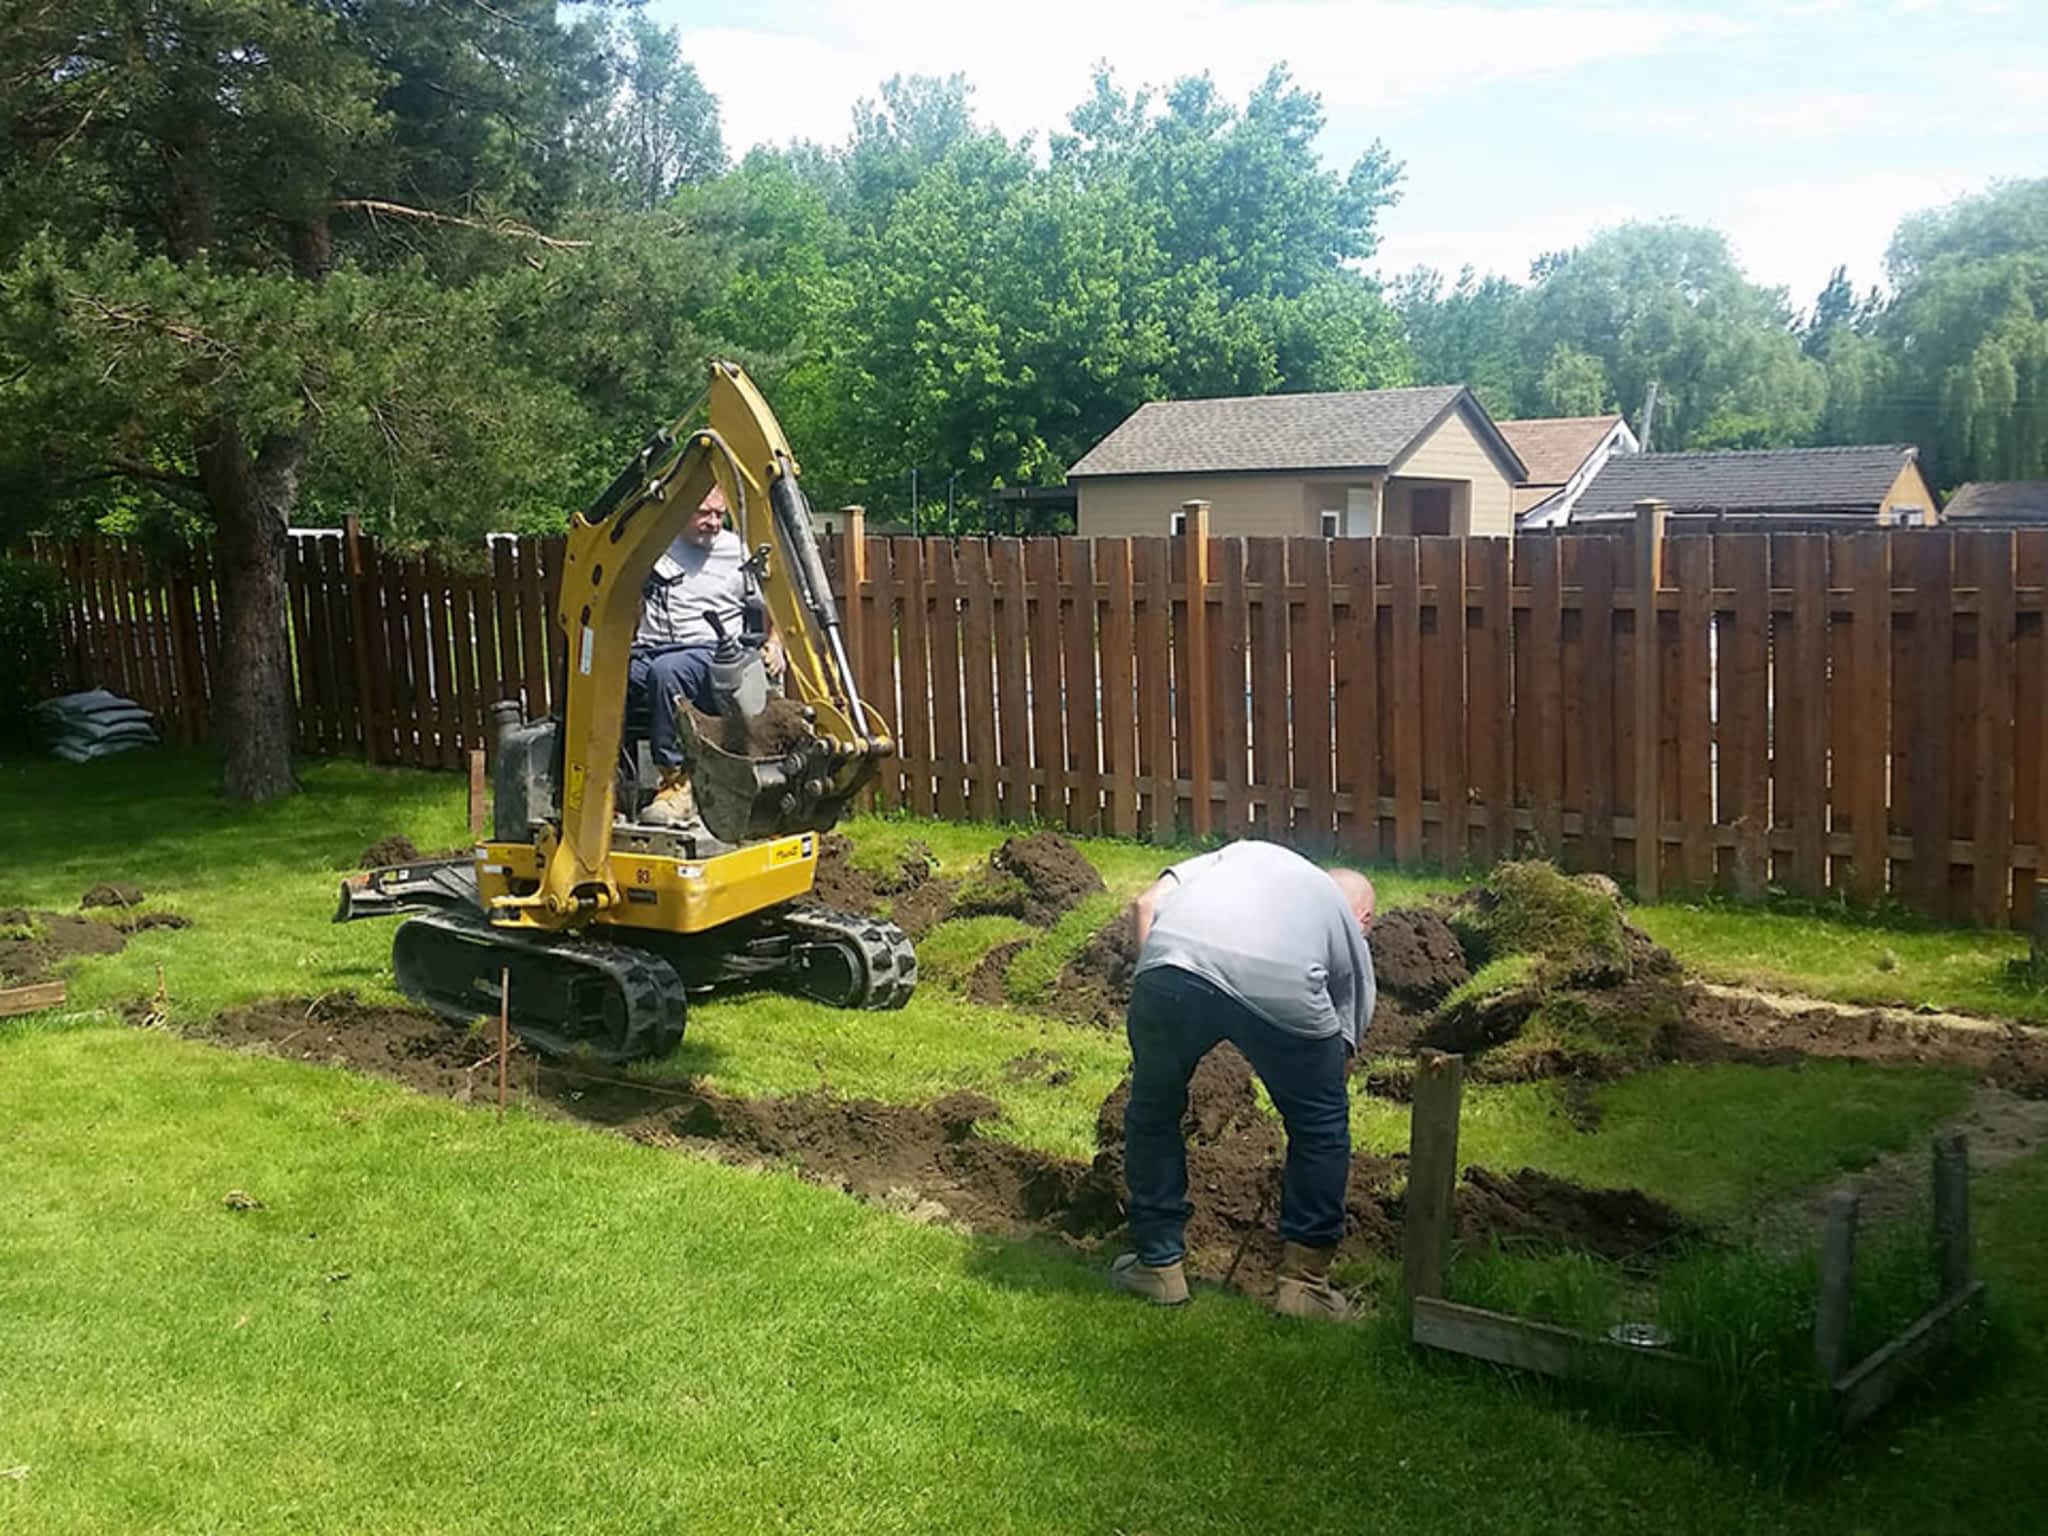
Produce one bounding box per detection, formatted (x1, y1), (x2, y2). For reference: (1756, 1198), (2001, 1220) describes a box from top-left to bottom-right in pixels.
(27, 503), (2048, 929)
(840, 503), (2048, 931)
(31, 522), (566, 770)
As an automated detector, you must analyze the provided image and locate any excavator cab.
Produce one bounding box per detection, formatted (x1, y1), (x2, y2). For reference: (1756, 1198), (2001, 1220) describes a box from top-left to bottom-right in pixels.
(336, 362), (916, 1062)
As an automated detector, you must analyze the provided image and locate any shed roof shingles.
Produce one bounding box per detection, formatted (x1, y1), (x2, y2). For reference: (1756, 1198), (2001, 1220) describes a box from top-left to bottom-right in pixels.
(1067, 386), (1466, 477)
(1945, 482), (2048, 521)
(1497, 415), (1624, 487)
(1571, 444), (1918, 520)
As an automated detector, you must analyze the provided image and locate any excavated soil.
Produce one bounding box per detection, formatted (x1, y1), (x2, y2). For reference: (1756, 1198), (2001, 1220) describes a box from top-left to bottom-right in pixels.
(1455, 1167), (1695, 1264)
(1046, 909), (1139, 1027)
(193, 996), (1690, 1297)
(356, 836), (472, 870)
(955, 832), (1105, 927)
(1678, 987), (2048, 1098)
(80, 882), (145, 910)
(687, 697), (816, 758)
(966, 939), (1032, 1005)
(358, 836), (425, 869)
(0, 908), (131, 984)
(805, 834), (958, 939)
(1369, 908), (1470, 1006)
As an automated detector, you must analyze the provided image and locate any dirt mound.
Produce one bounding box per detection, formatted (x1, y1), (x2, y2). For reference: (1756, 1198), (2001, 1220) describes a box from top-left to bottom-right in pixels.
(965, 938), (1031, 1005)
(1002, 1050), (1075, 1087)
(1370, 908), (1470, 1006)
(687, 696), (815, 758)
(81, 882), (144, 909)
(1680, 988), (2048, 1098)
(805, 834), (956, 937)
(955, 832), (1104, 927)
(1453, 1167), (1695, 1265)
(1448, 862), (1630, 984)
(358, 836), (422, 869)
(1047, 909), (1139, 1027)
(112, 911), (191, 934)
(0, 909), (130, 984)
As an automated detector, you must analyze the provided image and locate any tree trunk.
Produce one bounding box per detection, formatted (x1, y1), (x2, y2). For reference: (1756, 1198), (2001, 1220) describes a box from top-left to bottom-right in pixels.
(198, 419), (307, 801)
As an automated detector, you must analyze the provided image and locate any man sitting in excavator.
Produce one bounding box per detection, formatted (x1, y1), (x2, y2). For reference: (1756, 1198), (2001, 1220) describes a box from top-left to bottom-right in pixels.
(627, 483), (785, 828)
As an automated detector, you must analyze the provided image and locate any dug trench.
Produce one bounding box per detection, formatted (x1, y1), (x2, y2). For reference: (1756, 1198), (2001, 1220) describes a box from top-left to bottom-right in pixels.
(191, 992), (1698, 1299)
(3, 886), (191, 988)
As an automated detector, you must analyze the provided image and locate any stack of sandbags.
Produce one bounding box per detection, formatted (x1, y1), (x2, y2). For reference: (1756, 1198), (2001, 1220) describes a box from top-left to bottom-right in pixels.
(35, 689), (160, 762)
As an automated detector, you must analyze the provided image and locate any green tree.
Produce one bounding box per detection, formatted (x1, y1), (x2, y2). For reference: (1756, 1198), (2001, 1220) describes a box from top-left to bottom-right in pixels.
(1536, 343), (1610, 417)
(788, 65), (1410, 522)
(1393, 266), (1524, 416)
(589, 14), (726, 211)
(1871, 179), (2048, 484)
(1514, 222), (1824, 447)
(0, 0), (619, 799)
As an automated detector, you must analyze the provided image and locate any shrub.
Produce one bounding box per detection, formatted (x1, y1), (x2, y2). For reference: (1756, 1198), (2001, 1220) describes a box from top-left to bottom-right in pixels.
(0, 558), (64, 746)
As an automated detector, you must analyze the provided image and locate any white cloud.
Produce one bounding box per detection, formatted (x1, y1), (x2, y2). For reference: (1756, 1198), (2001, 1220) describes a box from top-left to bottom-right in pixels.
(1616, 92), (1892, 141)
(659, 1), (1742, 154)
(1373, 204), (1640, 284)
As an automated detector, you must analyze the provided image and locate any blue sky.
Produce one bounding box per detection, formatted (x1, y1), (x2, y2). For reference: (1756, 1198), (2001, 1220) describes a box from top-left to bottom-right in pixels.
(645, 0), (2046, 311)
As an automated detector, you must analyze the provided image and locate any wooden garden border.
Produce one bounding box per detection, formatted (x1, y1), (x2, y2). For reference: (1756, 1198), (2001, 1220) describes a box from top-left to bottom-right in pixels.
(1400, 1050), (1987, 1432)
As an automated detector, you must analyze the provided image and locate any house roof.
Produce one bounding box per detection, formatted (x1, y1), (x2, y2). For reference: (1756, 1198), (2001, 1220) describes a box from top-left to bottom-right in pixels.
(1944, 481), (2048, 522)
(1497, 415), (1626, 488)
(1571, 444), (1921, 521)
(1067, 385), (1526, 481)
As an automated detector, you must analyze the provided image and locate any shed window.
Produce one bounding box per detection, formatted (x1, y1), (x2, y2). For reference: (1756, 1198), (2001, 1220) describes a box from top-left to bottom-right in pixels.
(1168, 509), (1187, 536)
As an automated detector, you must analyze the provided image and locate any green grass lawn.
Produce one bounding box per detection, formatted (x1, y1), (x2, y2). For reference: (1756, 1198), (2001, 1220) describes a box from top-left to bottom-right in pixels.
(4, 747), (2046, 1532)
(4, 1023), (2044, 1535)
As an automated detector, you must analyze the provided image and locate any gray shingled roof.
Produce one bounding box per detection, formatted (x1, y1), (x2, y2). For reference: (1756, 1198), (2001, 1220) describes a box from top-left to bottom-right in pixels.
(1945, 481), (2048, 522)
(1068, 386), (1480, 477)
(1571, 445), (1919, 521)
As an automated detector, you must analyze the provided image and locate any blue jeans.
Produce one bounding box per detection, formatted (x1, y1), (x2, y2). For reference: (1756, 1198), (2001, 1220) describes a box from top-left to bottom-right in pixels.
(626, 645), (716, 769)
(1123, 965), (1352, 1267)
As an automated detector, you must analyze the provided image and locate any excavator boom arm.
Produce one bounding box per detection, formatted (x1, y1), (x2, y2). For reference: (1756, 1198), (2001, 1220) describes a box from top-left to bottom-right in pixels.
(529, 361), (889, 920)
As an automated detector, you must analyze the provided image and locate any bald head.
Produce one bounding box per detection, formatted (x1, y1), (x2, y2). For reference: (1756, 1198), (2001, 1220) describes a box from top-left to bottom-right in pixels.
(1327, 868), (1375, 933)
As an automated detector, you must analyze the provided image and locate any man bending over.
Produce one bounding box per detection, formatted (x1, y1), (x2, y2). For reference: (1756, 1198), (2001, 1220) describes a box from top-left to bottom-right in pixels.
(1109, 841), (1376, 1320)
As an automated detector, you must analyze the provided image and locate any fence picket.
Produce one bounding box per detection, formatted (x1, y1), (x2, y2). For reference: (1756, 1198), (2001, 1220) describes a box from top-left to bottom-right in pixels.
(958, 541), (999, 824)
(991, 539), (1031, 825)
(1100, 538), (1139, 838)
(1289, 537), (1335, 853)
(1135, 540), (1175, 841)
(928, 539), (967, 821)
(1062, 539), (1100, 833)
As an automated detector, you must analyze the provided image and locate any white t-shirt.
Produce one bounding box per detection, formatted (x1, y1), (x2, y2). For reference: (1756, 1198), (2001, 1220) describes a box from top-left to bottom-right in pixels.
(636, 529), (748, 650)
(1134, 841), (1376, 1048)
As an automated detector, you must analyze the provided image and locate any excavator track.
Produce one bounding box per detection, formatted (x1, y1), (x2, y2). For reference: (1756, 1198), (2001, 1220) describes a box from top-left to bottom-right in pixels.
(391, 906), (688, 1065)
(781, 906), (919, 1011)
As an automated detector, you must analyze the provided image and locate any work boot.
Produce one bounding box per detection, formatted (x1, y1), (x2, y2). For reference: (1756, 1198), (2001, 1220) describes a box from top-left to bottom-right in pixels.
(1273, 1242), (1355, 1321)
(641, 768), (700, 829)
(1110, 1252), (1190, 1307)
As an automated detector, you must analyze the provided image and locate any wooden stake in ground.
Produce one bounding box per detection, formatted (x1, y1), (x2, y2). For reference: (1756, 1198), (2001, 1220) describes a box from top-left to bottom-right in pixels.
(497, 966), (510, 1119)
(1403, 1050), (1464, 1319)
(469, 748), (488, 839)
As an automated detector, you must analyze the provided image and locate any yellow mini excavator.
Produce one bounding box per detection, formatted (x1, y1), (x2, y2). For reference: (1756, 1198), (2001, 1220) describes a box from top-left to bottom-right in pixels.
(335, 361), (916, 1061)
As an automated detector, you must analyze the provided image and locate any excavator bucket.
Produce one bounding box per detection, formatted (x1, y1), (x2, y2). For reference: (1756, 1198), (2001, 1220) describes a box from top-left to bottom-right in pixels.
(682, 709), (886, 844)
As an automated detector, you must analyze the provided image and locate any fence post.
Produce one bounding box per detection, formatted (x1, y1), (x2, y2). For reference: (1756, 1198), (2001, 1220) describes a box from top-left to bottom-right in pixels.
(1402, 1050), (1465, 1322)
(1633, 499), (1667, 901)
(1815, 1188), (1860, 1381)
(341, 516), (382, 764)
(1933, 1130), (1971, 1298)
(1181, 501), (1213, 841)
(839, 507), (869, 729)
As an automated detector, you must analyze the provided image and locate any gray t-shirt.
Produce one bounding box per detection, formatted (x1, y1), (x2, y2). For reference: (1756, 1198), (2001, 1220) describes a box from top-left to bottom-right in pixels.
(636, 529), (748, 650)
(1134, 840), (1375, 1049)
